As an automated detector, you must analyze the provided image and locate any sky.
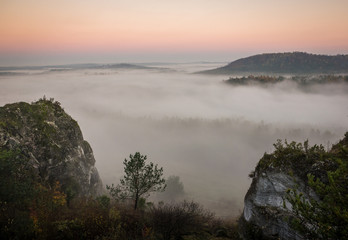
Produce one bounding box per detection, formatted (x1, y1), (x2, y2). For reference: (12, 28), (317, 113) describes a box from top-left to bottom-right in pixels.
(1, 0), (348, 65)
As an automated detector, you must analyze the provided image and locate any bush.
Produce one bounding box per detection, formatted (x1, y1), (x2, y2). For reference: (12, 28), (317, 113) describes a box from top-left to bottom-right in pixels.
(285, 133), (348, 239)
(149, 201), (214, 240)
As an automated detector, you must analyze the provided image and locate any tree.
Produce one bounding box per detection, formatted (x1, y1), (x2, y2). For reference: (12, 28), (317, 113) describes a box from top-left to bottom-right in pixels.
(157, 175), (185, 202)
(286, 133), (348, 239)
(107, 152), (166, 210)
(286, 158), (348, 239)
(0, 148), (36, 239)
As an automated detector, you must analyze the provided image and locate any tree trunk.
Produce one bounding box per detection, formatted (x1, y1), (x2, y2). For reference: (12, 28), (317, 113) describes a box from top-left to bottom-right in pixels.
(134, 192), (139, 210)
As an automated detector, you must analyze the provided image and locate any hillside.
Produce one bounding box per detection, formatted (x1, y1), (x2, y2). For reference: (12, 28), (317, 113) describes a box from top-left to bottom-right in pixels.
(0, 63), (164, 72)
(199, 52), (348, 74)
(0, 98), (105, 238)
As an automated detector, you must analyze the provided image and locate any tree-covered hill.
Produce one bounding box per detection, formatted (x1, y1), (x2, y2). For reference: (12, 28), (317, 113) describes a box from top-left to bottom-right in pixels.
(224, 74), (348, 86)
(199, 52), (348, 74)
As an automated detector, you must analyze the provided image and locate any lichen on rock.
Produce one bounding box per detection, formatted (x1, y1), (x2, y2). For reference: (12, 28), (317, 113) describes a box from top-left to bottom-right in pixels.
(239, 137), (344, 240)
(0, 98), (103, 197)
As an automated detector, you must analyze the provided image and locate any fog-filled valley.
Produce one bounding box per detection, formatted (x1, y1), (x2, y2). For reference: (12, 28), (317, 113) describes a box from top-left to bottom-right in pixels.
(1, 63), (347, 217)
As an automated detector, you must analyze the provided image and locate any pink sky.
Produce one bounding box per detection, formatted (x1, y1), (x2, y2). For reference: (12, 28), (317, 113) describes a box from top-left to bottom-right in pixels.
(1, 0), (348, 65)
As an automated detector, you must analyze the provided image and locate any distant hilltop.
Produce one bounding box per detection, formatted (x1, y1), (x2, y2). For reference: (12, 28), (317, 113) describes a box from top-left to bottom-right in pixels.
(0, 63), (167, 71)
(199, 52), (348, 74)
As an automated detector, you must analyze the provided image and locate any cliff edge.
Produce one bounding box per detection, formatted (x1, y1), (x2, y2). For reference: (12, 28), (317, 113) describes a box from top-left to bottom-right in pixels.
(0, 98), (103, 197)
(240, 134), (347, 239)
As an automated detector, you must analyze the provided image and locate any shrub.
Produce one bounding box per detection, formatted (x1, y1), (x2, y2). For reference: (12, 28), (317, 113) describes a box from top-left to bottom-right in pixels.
(149, 201), (214, 240)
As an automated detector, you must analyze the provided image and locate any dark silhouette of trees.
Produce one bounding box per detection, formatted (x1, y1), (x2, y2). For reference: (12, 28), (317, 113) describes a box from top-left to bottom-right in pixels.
(157, 175), (185, 202)
(149, 201), (214, 240)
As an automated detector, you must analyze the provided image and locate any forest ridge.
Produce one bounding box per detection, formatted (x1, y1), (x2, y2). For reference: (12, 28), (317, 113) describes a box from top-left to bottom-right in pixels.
(200, 52), (348, 74)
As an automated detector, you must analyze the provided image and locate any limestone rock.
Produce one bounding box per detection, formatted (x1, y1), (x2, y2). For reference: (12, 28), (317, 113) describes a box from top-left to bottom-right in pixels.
(240, 170), (316, 240)
(239, 133), (348, 240)
(0, 98), (103, 196)
(239, 140), (325, 240)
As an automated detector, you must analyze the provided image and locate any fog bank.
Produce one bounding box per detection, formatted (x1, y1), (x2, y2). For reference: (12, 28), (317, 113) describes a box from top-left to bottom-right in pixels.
(0, 63), (346, 217)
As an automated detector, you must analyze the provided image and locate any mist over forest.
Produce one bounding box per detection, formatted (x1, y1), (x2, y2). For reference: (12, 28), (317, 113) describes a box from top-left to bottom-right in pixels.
(0, 63), (346, 217)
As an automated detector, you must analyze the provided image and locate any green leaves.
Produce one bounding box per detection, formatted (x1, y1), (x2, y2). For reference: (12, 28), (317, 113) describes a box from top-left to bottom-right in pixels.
(257, 139), (327, 181)
(285, 133), (348, 239)
(0, 148), (35, 206)
(107, 152), (166, 210)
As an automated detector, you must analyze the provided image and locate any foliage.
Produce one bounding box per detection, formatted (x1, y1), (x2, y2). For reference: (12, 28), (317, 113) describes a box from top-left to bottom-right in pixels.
(0, 148), (36, 239)
(225, 74), (348, 86)
(61, 178), (81, 207)
(107, 152), (166, 210)
(157, 175), (185, 202)
(286, 134), (348, 239)
(29, 181), (68, 238)
(0, 149), (36, 206)
(256, 139), (327, 180)
(225, 75), (284, 85)
(203, 52), (348, 74)
(96, 195), (111, 210)
(149, 201), (214, 240)
(116, 207), (148, 240)
(0, 148), (241, 240)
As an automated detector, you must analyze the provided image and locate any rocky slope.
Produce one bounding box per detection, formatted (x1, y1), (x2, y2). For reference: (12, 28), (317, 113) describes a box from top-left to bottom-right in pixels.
(0, 98), (103, 196)
(239, 136), (347, 239)
(240, 171), (315, 239)
(199, 52), (348, 74)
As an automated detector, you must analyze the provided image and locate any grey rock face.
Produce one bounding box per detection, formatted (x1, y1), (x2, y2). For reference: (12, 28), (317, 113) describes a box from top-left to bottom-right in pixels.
(239, 137), (346, 240)
(240, 170), (317, 239)
(0, 99), (103, 196)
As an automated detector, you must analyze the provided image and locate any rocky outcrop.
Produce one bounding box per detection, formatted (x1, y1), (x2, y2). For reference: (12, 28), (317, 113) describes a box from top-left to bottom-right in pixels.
(0, 98), (103, 196)
(240, 171), (315, 239)
(239, 138), (343, 240)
